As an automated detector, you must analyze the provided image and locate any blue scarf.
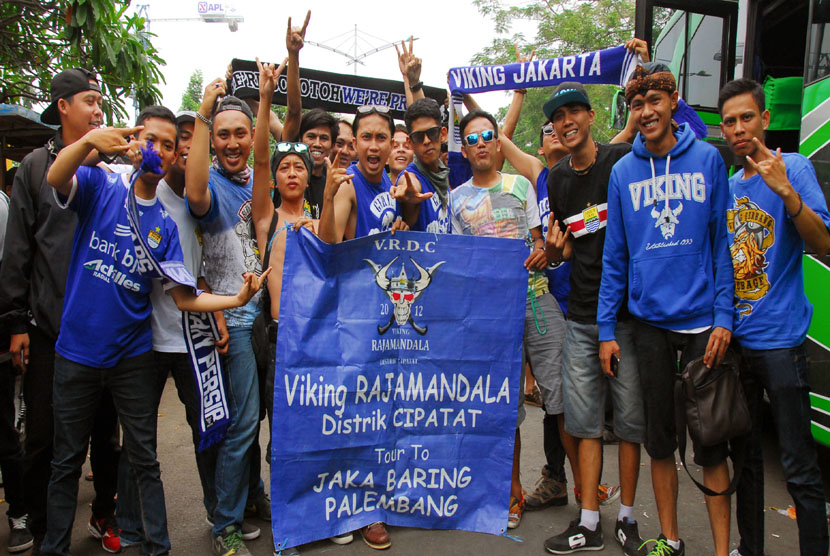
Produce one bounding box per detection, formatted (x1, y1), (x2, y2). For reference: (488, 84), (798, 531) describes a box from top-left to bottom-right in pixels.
(127, 145), (231, 451)
(448, 45), (638, 94)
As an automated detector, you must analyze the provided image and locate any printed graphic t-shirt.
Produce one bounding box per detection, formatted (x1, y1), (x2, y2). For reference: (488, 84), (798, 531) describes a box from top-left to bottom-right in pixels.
(191, 167), (262, 328)
(450, 173), (547, 296)
(548, 142), (631, 324)
(727, 152), (830, 349)
(55, 166), (184, 367)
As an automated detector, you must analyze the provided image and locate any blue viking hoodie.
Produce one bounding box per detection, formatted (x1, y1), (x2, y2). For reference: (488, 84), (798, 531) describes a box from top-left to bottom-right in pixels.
(597, 124), (734, 341)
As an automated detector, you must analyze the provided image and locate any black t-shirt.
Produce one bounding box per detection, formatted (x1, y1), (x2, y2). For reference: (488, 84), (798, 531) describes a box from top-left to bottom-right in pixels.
(548, 142), (631, 324)
(304, 169), (326, 219)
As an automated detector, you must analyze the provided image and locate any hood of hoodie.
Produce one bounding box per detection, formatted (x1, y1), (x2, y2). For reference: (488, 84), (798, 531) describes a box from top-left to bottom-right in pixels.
(632, 122), (695, 160)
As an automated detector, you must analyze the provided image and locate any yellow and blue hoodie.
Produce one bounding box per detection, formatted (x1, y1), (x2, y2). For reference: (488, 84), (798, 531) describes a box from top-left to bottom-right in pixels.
(597, 123), (734, 340)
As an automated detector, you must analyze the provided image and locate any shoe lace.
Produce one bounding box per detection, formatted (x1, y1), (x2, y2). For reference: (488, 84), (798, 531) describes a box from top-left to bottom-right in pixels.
(9, 515), (27, 530)
(640, 538), (673, 555)
(224, 531), (244, 550)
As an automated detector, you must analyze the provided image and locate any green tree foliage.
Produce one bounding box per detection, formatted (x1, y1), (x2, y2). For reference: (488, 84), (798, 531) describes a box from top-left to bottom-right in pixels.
(0, 0), (165, 124)
(471, 0), (637, 150)
(180, 69), (204, 112)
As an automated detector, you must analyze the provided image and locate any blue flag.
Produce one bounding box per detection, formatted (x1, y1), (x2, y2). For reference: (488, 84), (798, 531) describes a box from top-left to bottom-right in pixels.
(271, 230), (528, 550)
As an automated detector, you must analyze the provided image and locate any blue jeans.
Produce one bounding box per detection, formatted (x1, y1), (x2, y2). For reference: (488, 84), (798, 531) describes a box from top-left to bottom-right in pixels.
(119, 352), (219, 548)
(41, 352), (170, 556)
(212, 326), (261, 536)
(735, 342), (829, 556)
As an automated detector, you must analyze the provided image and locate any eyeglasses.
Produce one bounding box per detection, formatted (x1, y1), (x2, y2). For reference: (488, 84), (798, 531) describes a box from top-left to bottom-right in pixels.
(410, 126), (441, 144)
(276, 142), (309, 153)
(356, 104), (391, 115)
(542, 123), (555, 136)
(464, 129), (495, 146)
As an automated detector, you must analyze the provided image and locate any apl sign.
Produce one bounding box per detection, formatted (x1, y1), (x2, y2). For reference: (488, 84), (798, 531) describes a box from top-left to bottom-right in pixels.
(197, 2), (227, 16)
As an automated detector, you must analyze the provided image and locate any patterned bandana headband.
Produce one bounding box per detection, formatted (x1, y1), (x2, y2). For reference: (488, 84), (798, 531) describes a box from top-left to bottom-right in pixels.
(127, 143), (232, 451)
(624, 62), (677, 105)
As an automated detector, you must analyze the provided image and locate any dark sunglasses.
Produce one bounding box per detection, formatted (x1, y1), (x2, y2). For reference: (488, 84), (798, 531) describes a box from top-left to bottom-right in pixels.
(410, 126), (441, 144)
(464, 129), (495, 146)
(542, 123), (555, 135)
(276, 142), (309, 153)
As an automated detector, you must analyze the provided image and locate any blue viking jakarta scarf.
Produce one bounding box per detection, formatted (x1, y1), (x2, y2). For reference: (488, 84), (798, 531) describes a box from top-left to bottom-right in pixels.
(126, 145), (231, 451)
(447, 45), (641, 160)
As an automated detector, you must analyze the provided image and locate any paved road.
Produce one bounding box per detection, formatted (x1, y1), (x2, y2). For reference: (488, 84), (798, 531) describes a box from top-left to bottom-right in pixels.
(16, 377), (808, 555)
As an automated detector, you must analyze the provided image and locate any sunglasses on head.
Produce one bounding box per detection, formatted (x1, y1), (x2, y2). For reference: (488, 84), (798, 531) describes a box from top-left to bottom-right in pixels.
(464, 129), (495, 146)
(542, 123), (555, 136)
(410, 126), (441, 144)
(356, 104), (391, 115)
(276, 142), (309, 153)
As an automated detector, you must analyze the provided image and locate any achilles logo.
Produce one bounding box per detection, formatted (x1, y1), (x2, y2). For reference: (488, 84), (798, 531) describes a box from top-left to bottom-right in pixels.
(365, 256), (444, 336)
(569, 533), (586, 548)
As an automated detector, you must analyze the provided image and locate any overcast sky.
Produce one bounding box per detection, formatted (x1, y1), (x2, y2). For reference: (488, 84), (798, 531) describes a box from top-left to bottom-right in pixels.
(127, 0), (524, 120)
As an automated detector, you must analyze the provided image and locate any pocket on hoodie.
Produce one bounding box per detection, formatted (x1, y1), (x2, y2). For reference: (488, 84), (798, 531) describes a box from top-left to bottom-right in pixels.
(630, 251), (710, 321)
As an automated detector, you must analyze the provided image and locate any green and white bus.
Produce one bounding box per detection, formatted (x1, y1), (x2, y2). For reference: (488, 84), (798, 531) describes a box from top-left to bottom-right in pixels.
(632, 0), (830, 447)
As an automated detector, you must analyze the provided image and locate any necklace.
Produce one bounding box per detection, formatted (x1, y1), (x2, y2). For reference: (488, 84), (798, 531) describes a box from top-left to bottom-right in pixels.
(570, 141), (599, 176)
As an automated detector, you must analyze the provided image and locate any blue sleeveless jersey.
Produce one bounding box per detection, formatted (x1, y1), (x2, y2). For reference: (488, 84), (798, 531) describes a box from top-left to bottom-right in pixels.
(537, 167), (571, 315)
(396, 163), (451, 234)
(351, 162), (398, 238)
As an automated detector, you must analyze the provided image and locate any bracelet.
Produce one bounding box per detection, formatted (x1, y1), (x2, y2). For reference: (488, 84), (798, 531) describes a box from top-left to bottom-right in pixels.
(409, 81), (423, 92)
(790, 192), (804, 219)
(515, 88), (527, 95)
(195, 112), (212, 126)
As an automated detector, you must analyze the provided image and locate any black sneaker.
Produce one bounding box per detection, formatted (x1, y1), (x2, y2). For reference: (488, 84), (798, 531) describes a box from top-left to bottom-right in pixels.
(545, 519), (604, 553)
(245, 492), (272, 522)
(615, 519), (647, 556)
(641, 535), (685, 556)
(8, 515), (34, 553)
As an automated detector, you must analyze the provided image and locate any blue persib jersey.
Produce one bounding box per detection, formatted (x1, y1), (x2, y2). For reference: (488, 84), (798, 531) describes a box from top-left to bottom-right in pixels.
(351, 162), (398, 237)
(537, 167), (571, 315)
(395, 163), (451, 234)
(727, 153), (830, 349)
(56, 166), (184, 367)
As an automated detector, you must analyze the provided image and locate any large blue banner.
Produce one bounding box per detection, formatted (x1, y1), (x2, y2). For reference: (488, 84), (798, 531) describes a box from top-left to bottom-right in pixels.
(271, 230), (528, 550)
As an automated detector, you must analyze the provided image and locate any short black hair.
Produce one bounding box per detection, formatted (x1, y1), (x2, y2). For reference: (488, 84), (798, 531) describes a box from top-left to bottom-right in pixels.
(458, 109), (499, 140)
(136, 105), (177, 128)
(718, 78), (765, 116)
(395, 123), (408, 135)
(353, 108), (395, 137)
(404, 98), (442, 133)
(299, 108), (338, 143)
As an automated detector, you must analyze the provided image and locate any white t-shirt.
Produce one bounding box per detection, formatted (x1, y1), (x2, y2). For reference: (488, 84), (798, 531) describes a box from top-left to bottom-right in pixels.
(150, 179), (204, 353)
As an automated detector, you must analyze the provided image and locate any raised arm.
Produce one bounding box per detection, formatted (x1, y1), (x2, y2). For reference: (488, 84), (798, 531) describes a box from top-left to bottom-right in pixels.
(317, 152), (354, 243)
(253, 57), (287, 240)
(186, 78), (227, 217)
(499, 134), (545, 184)
(47, 127), (138, 196)
(396, 37), (425, 105)
(282, 10), (310, 143)
(502, 45), (535, 140)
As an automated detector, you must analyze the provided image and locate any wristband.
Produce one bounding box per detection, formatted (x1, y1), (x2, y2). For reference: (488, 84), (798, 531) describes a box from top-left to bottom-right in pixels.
(409, 81), (423, 92)
(196, 112), (212, 126)
(515, 88), (528, 95)
(790, 192), (804, 218)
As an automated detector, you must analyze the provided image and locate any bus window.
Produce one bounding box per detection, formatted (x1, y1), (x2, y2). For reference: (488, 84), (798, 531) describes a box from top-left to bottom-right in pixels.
(807, 0), (830, 83)
(685, 15), (725, 108)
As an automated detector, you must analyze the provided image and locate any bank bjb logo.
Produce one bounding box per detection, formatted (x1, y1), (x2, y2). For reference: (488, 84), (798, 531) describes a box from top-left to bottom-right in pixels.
(364, 256), (444, 335)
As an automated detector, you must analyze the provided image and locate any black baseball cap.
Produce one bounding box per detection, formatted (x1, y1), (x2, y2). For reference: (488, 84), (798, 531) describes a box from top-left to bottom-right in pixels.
(543, 82), (591, 122)
(41, 68), (101, 125)
(213, 96), (253, 122)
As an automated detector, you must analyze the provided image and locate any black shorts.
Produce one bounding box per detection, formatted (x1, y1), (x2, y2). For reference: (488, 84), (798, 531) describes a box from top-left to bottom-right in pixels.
(633, 320), (729, 467)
